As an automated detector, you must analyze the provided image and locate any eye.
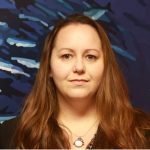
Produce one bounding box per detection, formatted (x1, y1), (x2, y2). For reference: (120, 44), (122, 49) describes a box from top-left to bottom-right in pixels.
(86, 55), (97, 61)
(61, 54), (73, 60)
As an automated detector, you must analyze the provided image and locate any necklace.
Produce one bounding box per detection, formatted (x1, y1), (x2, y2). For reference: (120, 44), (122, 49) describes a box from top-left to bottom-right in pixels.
(59, 120), (98, 148)
(73, 137), (84, 148)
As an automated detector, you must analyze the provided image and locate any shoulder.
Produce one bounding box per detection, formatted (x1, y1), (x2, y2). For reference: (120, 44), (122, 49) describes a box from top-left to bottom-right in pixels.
(133, 108), (150, 147)
(0, 117), (18, 135)
(145, 129), (150, 140)
(0, 116), (18, 126)
(144, 129), (150, 148)
(145, 129), (150, 137)
(0, 117), (19, 148)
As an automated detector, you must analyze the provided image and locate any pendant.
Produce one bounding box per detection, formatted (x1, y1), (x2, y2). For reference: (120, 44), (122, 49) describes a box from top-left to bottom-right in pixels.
(73, 137), (84, 148)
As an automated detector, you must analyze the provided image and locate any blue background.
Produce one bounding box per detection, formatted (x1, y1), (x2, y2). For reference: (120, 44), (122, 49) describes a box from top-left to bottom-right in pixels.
(0, 0), (150, 121)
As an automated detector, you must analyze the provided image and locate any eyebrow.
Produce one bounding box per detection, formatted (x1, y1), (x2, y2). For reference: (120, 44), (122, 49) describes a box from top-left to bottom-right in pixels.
(58, 48), (74, 52)
(58, 48), (101, 53)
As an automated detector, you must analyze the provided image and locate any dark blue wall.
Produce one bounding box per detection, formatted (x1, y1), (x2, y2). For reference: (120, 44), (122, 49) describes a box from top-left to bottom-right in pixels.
(0, 0), (150, 120)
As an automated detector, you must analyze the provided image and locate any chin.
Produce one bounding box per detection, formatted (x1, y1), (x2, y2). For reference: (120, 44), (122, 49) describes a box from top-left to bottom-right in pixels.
(67, 93), (92, 100)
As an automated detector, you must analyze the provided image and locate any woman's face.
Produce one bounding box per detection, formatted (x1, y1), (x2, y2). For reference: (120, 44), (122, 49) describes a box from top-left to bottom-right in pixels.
(50, 24), (104, 101)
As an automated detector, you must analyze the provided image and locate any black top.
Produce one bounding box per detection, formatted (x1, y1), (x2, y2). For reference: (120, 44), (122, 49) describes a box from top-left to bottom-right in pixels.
(0, 117), (18, 148)
(0, 117), (150, 149)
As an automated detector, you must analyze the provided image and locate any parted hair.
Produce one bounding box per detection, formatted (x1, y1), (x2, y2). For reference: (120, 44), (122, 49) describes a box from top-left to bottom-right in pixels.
(14, 14), (150, 148)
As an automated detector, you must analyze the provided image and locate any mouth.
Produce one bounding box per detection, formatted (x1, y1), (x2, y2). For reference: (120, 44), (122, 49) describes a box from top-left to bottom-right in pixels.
(69, 79), (89, 85)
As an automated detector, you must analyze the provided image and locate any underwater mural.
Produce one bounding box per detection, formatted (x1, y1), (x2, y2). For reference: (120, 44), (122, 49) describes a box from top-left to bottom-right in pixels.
(0, 0), (150, 121)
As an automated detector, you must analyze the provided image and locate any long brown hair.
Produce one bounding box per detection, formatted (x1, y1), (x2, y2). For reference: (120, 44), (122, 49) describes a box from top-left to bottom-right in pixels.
(15, 14), (150, 148)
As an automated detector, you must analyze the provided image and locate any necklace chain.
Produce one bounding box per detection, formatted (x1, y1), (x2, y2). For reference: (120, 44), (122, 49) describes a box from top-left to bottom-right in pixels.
(70, 119), (98, 137)
(59, 120), (98, 148)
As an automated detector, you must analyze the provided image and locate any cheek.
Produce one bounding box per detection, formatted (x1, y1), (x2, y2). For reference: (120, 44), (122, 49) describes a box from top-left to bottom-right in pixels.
(93, 71), (104, 85)
(90, 69), (104, 91)
(90, 61), (104, 81)
(50, 60), (71, 79)
(91, 66), (104, 92)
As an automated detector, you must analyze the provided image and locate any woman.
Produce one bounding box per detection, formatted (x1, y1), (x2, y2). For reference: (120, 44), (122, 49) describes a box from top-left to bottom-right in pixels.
(0, 14), (150, 149)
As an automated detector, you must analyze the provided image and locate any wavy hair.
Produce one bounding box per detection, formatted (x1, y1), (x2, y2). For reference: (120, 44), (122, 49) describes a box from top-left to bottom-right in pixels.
(14, 14), (150, 148)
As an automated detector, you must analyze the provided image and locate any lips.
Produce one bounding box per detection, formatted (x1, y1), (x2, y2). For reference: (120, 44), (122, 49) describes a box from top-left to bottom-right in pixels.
(69, 79), (89, 85)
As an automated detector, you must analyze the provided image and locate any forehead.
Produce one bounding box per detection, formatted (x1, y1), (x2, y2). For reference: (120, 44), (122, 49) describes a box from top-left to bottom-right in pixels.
(54, 23), (101, 47)
(57, 23), (99, 37)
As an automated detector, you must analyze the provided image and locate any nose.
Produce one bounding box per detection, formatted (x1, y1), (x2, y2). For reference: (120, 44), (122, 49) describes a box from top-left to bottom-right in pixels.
(73, 57), (85, 74)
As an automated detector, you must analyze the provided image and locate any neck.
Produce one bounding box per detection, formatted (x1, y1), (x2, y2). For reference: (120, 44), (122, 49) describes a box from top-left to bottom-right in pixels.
(57, 96), (99, 149)
(57, 95), (97, 123)
(59, 96), (96, 119)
